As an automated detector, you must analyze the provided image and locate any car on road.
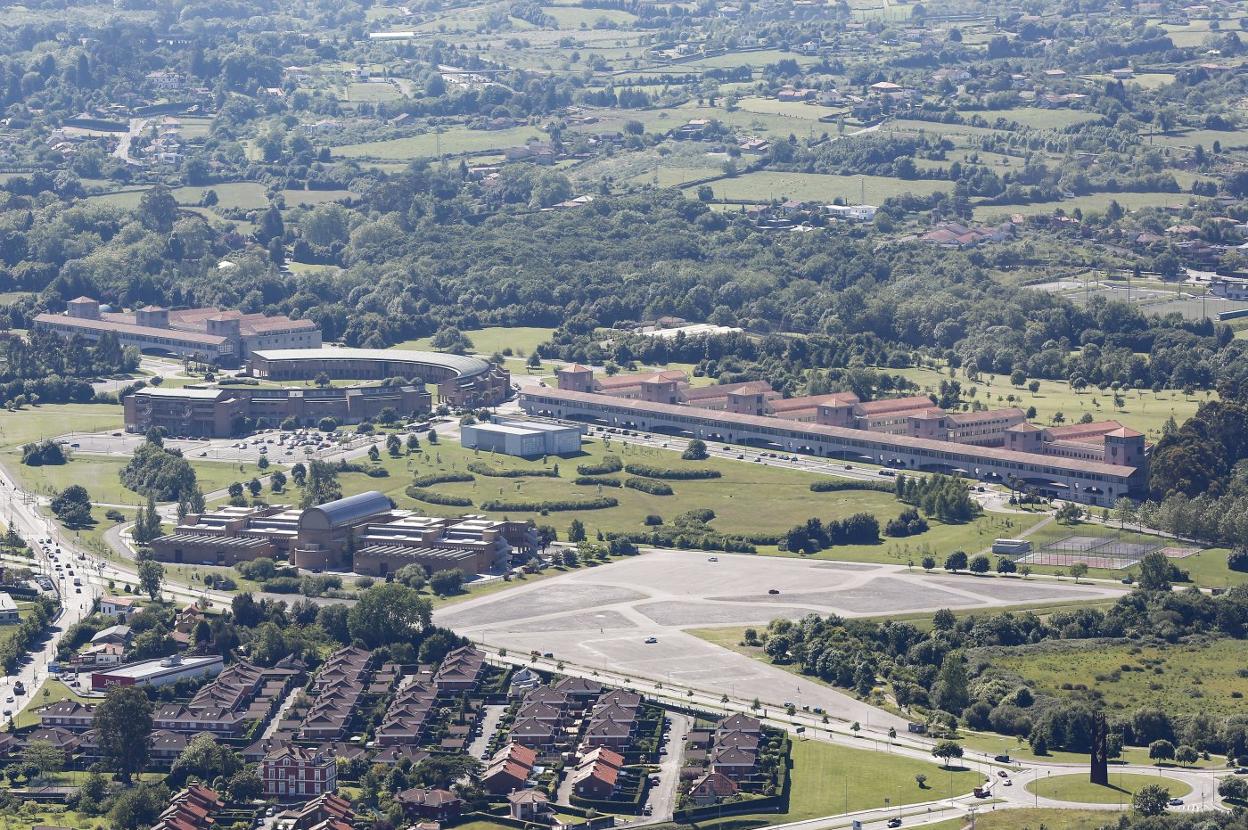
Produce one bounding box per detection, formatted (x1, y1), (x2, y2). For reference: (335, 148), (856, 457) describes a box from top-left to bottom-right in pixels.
(642, 805), (653, 816)
(644, 637), (658, 644)
(1002, 779), (1012, 787)
(768, 588), (780, 595)
(1169, 798), (1184, 806)
(75, 588), (81, 593)
(1236, 768), (1248, 775)
(707, 557), (718, 562)
(4, 696), (11, 703)
(997, 770), (1008, 778)
(887, 819), (902, 828)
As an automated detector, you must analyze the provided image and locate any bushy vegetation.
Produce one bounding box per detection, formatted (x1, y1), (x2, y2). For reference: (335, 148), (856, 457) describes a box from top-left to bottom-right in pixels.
(574, 476), (621, 487)
(466, 462), (557, 478)
(576, 455), (623, 476)
(479, 496), (619, 511)
(405, 487), (474, 507)
(623, 462), (721, 480)
(895, 473), (980, 523)
(119, 438), (198, 502)
(782, 513), (880, 554)
(623, 477), (674, 495)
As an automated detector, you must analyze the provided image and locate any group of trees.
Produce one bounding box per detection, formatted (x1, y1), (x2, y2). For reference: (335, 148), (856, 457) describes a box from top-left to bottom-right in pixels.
(895, 473), (980, 524)
(755, 572), (1248, 756)
(782, 513), (880, 554)
(119, 438), (198, 502)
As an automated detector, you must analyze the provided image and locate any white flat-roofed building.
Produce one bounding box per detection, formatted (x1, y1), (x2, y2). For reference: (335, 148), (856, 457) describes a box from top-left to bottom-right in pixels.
(0, 593), (18, 624)
(91, 654), (223, 691)
(460, 416), (583, 457)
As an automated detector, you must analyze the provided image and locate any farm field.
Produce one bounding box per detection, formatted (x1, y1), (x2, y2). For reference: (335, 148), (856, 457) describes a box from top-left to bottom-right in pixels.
(1025, 773), (1191, 804)
(678, 49), (823, 70)
(881, 364), (1208, 440)
(989, 638), (1248, 719)
(972, 108), (1104, 130)
(541, 5), (638, 26)
(694, 171), (950, 204)
(334, 124), (546, 159)
(392, 325), (555, 356)
(973, 191), (1198, 221)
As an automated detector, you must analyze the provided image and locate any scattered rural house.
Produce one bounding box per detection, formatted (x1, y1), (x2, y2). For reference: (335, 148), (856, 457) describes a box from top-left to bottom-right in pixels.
(920, 221), (1014, 247)
(98, 596), (141, 618)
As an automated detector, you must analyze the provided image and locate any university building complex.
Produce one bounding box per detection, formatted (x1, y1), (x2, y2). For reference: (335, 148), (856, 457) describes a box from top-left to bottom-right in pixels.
(521, 367), (1148, 506)
(150, 491), (541, 577)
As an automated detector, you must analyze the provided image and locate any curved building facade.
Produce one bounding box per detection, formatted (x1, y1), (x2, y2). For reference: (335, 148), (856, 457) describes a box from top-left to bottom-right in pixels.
(248, 348), (511, 406)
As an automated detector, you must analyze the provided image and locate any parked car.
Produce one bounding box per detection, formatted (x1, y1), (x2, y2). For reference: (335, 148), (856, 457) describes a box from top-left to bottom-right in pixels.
(887, 819), (902, 828)
(768, 588), (780, 595)
(1169, 798), (1184, 806)
(644, 637), (658, 644)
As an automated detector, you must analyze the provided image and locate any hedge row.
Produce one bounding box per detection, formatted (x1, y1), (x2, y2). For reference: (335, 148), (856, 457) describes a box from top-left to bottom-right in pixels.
(610, 530), (756, 553)
(624, 477), (674, 496)
(479, 496), (619, 512)
(809, 479), (895, 493)
(467, 462), (558, 478)
(410, 471), (475, 487)
(406, 486), (474, 507)
(576, 455), (623, 476)
(575, 476), (621, 487)
(624, 463), (721, 480)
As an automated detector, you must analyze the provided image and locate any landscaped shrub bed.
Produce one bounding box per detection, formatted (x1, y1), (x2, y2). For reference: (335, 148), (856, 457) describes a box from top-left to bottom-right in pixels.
(574, 476), (622, 487)
(479, 496), (619, 512)
(576, 455), (623, 476)
(411, 471), (475, 487)
(624, 477), (674, 495)
(624, 462), (721, 480)
(467, 462), (558, 478)
(406, 486), (474, 507)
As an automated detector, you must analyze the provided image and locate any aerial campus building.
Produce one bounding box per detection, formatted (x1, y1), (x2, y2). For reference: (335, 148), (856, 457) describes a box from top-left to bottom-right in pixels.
(460, 416), (584, 457)
(150, 491), (540, 576)
(521, 368), (1149, 506)
(248, 348), (511, 407)
(34, 297), (320, 365)
(123, 384), (431, 438)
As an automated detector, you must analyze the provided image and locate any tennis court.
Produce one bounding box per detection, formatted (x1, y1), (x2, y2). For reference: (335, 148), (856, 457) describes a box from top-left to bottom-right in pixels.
(1018, 531), (1198, 570)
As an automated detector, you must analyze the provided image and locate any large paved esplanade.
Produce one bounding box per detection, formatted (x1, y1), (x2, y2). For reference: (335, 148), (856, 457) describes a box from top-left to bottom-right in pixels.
(248, 348), (511, 406)
(519, 388), (1145, 506)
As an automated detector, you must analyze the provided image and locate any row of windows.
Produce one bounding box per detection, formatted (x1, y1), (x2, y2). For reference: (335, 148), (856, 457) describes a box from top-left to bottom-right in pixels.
(525, 394), (1128, 484)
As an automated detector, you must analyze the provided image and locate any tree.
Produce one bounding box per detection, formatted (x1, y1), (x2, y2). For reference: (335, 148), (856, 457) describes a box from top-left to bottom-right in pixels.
(138, 185), (178, 233)
(996, 557), (1017, 574)
(921, 555), (935, 571)
(51, 484), (92, 527)
(406, 434), (420, 453)
(1055, 501), (1084, 524)
(133, 493), (162, 545)
(171, 733), (241, 784)
(22, 739), (64, 781)
(682, 439), (709, 460)
(1136, 551), (1173, 592)
(346, 583), (432, 648)
(95, 685), (154, 783)
(1132, 784), (1171, 816)
(1149, 739), (1176, 763)
(226, 770), (263, 802)
(386, 434), (402, 456)
(429, 569), (464, 596)
(943, 550), (968, 571)
(1175, 744), (1198, 767)
(931, 740), (964, 768)
(271, 471), (287, 492)
(300, 460), (342, 508)
(933, 653), (969, 714)
(568, 518), (587, 543)
(291, 462), (307, 487)
(968, 555), (990, 574)
(1069, 562), (1089, 583)
(138, 560), (164, 600)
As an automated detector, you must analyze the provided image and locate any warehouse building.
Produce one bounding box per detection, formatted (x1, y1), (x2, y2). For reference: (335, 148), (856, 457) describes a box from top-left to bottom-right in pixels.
(460, 416), (583, 457)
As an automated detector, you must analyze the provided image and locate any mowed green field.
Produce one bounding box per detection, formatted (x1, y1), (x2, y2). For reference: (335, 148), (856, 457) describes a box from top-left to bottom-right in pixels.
(694, 171), (950, 204)
(0, 404), (124, 450)
(6, 453), (274, 506)
(262, 436), (1032, 553)
(920, 809), (1123, 830)
(541, 5), (637, 26)
(334, 124), (546, 159)
(687, 738), (980, 830)
(991, 639), (1248, 719)
(1026, 773), (1191, 804)
(882, 364), (1207, 441)
(974, 191), (1198, 221)
(392, 325), (554, 356)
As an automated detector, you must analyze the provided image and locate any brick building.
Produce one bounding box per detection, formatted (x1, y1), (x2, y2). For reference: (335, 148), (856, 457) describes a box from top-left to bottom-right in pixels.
(262, 745), (338, 800)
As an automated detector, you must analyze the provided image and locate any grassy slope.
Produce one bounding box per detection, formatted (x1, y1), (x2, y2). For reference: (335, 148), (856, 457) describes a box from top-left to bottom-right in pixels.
(919, 808), (1121, 830)
(391, 325), (555, 357)
(0, 404), (124, 450)
(8, 455), (273, 505)
(991, 638), (1248, 719)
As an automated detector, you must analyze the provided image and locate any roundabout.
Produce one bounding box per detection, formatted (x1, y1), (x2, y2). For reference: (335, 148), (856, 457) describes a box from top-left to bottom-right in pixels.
(1025, 772), (1193, 805)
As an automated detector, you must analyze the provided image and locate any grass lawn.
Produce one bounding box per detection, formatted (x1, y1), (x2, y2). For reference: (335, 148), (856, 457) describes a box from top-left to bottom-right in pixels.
(1025, 773), (1190, 804)
(957, 729), (1227, 771)
(690, 738), (980, 830)
(694, 171), (950, 204)
(974, 108), (1104, 130)
(680, 49), (822, 70)
(882, 364), (1206, 441)
(989, 638), (1248, 720)
(919, 808), (1119, 830)
(974, 191), (1198, 221)
(6, 454), (273, 505)
(541, 5), (637, 26)
(15, 678), (90, 729)
(0, 404), (124, 450)
(392, 325), (555, 357)
(334, 124), (546, 159)
(0, 807), (104, 830)
(280, 438), (1029, 555)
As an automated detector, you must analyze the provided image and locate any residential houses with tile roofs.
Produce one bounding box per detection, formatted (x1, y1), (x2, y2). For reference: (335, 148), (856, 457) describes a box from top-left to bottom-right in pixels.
(569, 747), (625, 799)
(482, 743), (539, 795)
(152, 660), (300, 737)
(298, 646), (373, 741)
(151, 784), (223, 830)
(262, 745), (338, 800)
